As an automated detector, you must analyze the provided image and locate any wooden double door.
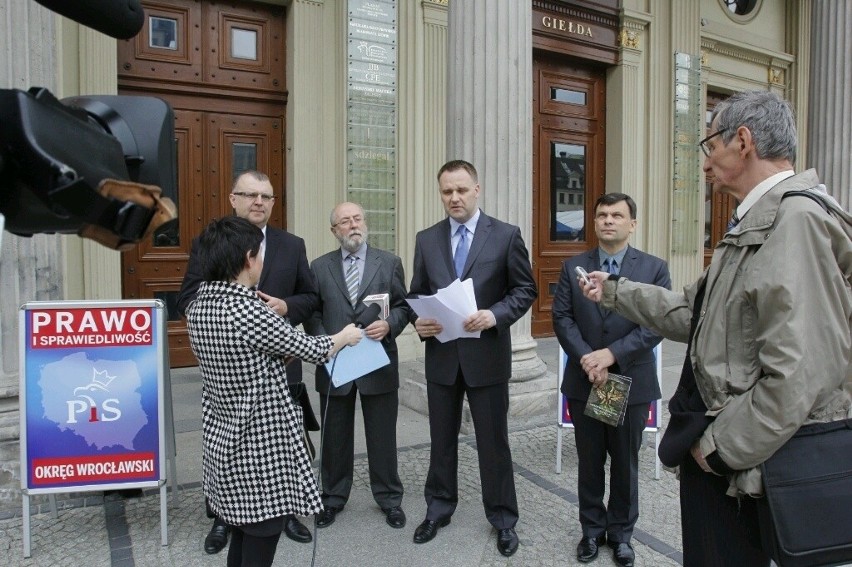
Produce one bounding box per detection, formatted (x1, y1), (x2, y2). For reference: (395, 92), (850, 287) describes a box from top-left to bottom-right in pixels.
(530, 53), (607, 337)
(117, 0), (287, 367)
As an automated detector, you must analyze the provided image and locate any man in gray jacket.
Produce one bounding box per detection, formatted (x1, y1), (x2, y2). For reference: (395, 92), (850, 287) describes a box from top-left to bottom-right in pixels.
(305, 202), (408, 531)
(579, 90), (851, 565)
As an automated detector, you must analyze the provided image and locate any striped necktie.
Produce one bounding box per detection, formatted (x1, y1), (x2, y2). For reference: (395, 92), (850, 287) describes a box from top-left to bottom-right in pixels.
(345, 254), (359, 307)
(726, 209), (740, 232)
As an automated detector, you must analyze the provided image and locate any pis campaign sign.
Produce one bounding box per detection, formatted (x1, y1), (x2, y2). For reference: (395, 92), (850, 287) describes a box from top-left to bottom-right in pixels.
(20, 301), (165, 493)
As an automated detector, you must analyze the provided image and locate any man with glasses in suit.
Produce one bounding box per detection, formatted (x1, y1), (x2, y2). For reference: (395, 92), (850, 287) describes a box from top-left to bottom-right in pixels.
(178, 170), (320, 554)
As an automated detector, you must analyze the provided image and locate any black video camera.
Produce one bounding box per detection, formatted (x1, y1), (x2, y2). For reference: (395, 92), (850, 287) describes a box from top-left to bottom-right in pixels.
(0, 0), (176, 250)
(0, 88), (177, 249)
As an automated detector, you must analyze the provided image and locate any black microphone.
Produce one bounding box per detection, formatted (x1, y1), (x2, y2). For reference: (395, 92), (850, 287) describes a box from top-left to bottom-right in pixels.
(354, 303), (382, 329)
(35, 0), (144, 40)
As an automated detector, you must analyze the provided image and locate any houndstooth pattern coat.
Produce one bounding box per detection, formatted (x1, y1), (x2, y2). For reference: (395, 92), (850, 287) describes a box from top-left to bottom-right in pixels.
(186, 280), (332, 525)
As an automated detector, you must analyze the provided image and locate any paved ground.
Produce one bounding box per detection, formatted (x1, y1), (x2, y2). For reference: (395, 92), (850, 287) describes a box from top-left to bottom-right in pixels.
(2, 338), (689, 567)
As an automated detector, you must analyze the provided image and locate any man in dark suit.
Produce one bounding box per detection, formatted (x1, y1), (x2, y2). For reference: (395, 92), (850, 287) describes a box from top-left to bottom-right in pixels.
(552, 193), (671, 567)
(177, 170), (319, 554)
(408, 160), (537, 558)
(304, 201), (408, 530)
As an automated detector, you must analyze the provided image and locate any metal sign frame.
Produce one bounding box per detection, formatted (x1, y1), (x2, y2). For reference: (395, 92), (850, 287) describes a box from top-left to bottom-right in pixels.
(18, 300), (172, 557)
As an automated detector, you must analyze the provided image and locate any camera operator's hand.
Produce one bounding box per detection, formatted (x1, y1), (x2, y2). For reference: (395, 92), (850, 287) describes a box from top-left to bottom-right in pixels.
(81, 180), (177, 250)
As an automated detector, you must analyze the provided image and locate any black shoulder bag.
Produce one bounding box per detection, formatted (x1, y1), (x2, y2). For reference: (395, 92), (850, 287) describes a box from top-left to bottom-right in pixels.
(757, 418), (852, 567)
(756, 191), (852, 567)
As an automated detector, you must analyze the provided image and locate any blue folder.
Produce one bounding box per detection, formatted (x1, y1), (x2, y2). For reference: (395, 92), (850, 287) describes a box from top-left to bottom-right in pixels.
(324, 336), (390, 387)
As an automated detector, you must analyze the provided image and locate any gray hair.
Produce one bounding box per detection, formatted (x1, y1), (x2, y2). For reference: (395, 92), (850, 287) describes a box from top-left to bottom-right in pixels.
(711, 90), (797, 165)
(329, 202), (366, 226)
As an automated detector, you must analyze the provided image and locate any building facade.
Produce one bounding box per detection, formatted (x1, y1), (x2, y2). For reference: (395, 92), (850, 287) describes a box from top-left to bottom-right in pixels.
(2, 0), (849, 509)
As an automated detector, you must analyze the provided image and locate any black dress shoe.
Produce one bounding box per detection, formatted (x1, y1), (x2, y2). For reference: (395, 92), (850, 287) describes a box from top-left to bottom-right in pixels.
(610, 542), (635, 567)
(497, 528), (519, 557)
(382, 506), (406, 529)
(283, 515), (312, 543)
(204, 518), (230, 554)
(577, 535), (606, 563)
(412, 517), (450, 544)
(315, 506), (342, 528)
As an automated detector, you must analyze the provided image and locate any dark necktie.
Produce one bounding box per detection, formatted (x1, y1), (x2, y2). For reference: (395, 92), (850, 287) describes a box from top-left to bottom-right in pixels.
(726, 209), (740, 232)
(454, 225), (468, 278)
(602, 258), (618, 275)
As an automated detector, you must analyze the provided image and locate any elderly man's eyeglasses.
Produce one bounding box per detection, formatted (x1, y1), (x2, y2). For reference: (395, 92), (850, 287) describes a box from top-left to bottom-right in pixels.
(333, 215), (363, 228)
(233, 191), (275, 202)
(698, 129), (728, 157)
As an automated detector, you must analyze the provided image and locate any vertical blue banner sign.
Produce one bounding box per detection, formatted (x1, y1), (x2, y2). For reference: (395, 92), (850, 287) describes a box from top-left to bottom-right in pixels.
(20, 301), (165, 493)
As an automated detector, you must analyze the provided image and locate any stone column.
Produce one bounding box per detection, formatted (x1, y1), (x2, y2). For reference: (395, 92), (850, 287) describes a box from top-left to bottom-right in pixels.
(665, 0), (703, 288)
(607, 11), (654, 254)
(395, 0), (447, 368)
(446, 0), (548, 418)
(0, 0), (63, 510)
(807, 0), (851, 210)
(77, 26), (121, 300)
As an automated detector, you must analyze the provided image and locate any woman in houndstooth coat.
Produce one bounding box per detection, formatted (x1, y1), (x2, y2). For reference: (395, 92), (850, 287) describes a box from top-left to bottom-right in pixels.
(186, 216), (362, 566)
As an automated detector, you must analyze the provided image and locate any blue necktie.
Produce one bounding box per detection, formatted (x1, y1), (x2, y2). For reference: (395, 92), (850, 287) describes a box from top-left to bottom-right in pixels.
(726, 209), (740, 232)
(454, 225), (468, 278)
(602, 258), (619, 275)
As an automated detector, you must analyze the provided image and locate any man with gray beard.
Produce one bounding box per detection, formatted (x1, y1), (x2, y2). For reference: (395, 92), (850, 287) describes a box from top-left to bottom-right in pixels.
(304, 202), (409, 530)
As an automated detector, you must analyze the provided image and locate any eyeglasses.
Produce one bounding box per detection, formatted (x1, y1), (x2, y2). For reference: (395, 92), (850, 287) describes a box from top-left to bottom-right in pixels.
(332, 215), (364, 228)
(233, 191), (275, 202)
(698, 129), (728, 157)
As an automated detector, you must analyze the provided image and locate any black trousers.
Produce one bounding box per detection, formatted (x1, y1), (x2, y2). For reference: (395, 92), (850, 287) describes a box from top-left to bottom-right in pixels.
(568, 399), (648, 543)
(226, 529), (281, 567)
(678, 455), (771, 567)
(424, 369), (518, 529)
(318, 388), (403, 509)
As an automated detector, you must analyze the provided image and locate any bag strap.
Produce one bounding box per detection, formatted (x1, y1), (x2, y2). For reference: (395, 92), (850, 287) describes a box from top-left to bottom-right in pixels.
(781, 189), (830, 212)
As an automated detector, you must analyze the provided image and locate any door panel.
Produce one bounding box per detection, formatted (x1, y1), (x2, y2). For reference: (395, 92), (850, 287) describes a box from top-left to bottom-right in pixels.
(122, 110), (199, 366)
(121, 109), (284, 367)
(531, 54), (606, 337)
(208, 113), (285, 228)
(119, 0), (287, 367)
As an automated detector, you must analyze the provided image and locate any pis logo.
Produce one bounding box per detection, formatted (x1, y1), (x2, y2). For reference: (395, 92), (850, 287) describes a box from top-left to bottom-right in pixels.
(66, 368), (122, 423)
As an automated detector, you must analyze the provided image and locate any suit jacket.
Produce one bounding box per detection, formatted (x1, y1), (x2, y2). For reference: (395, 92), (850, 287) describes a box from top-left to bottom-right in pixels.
(409, 212), (537, 387)
(177, 225), (319, 385)
(552, 245), (671, 405)
(305, 245), (409, 396)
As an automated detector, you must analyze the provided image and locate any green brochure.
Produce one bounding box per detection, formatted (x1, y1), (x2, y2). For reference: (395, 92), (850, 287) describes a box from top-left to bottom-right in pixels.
(584, 373), (632, 427)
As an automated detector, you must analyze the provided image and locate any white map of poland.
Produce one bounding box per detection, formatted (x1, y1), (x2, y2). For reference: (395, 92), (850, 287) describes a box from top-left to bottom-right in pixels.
(39, 351), (148, 450)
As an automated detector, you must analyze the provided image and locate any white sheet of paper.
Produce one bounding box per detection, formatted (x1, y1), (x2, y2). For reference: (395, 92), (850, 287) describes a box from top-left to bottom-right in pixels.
(406, 278), (480, 343)
(324, 335), (390, 387)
